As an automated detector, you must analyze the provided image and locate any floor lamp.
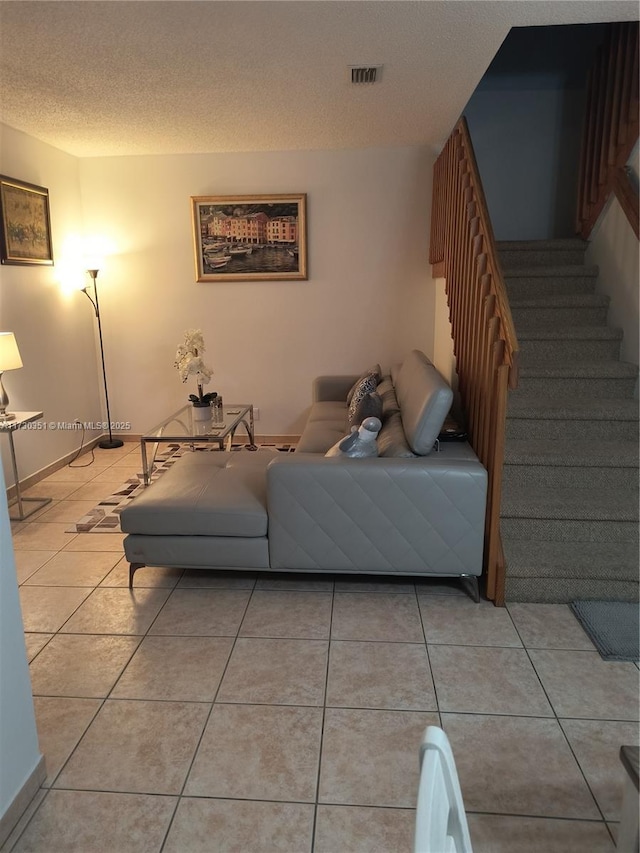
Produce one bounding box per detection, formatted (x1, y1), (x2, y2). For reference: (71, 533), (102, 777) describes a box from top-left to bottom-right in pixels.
(82, 269), (123, 449)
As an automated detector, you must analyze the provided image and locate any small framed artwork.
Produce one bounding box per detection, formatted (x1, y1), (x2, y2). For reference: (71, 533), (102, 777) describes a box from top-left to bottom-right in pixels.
(0, 175), (54, 266)
(191, 193), (307, 282)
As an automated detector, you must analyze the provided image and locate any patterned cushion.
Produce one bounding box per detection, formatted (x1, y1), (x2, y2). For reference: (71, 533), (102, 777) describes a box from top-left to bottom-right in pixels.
(377, 411), (417, 458)
(348, 391), (383, 428)
(346, 364), (382, 406)
(347, 373), (379, 422)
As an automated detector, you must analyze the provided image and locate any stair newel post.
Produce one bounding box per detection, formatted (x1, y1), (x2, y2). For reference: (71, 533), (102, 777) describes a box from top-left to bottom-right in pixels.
(485, 344), (509, 605)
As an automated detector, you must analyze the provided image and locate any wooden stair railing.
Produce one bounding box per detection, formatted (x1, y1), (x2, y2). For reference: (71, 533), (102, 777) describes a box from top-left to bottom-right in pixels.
(577, 21), (639, 239)
(430, 117), (519, 606)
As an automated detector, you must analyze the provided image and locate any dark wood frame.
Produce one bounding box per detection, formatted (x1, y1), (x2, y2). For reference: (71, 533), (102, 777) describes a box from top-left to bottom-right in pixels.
(0, 175), (53, 266)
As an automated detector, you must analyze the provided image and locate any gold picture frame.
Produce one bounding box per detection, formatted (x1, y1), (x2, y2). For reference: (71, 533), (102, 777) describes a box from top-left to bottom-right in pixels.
(191, 193), (307, 282)
(0, 175), (53, 265)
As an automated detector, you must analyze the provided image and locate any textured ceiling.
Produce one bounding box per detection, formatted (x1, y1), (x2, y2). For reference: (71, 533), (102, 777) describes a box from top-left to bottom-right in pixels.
(0, 0), (637, 157)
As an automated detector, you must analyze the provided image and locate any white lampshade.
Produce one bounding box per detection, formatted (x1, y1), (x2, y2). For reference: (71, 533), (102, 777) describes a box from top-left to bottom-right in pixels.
(0, 332), (23, 371)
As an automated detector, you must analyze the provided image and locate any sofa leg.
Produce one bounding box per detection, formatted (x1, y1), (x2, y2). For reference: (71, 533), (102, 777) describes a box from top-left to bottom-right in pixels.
(129, 562), (145, 589)
(459, 574), (480, 603)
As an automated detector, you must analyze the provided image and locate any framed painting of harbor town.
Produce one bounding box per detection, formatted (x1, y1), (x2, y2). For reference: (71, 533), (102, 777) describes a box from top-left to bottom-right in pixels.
(191, 193), (307, 282)
(0, 176), (53, 266)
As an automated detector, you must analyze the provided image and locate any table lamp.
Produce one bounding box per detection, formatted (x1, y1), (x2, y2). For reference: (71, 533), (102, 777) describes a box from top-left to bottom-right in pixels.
(0, 332), (23, 421)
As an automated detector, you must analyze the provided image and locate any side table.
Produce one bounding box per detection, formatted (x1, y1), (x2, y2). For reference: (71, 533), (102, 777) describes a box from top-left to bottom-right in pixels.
(0, 412), (52, 521)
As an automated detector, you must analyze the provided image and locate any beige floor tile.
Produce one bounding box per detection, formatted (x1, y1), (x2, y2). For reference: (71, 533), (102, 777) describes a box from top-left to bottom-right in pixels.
(23, 481), (82, 500)
(239, 590), (333, 639)
(255, 572), (333, 591)
(65, 482), (127, 501)
(24, 633), (53, 662)
(59, 587), (171, 635)
(10, 789), (177, 853)
(185, 703), (323, 801)
(332, 593), (424, 643)
(29, 634), (141, 698)
(62, 531), (125, 552)
(178, 568), (257, 589)
(314, 804), (416, 853)
(163, 797), (315, 853)
(327, 641), (436, 711)
(100, 558), (183, 588)
(32, 696), (102, 786)
(23, 551), (121, 587)
(467, 813), (615, 852)
(33, 500), (102, 524)
(112, 636), (234, 701)
(529, 649), (640, 720)
(13, 550), (56, 584)
(19, 586), (92, 633)
(90, 465), (141, 482)
(318, 707), (438, 808)
(56, 698), (209, 794)
(413, 578), (466, 596)
(334, 579), (415, 593)
(14, 500), (57, 522)
(217, 638), (328, 705)
(92, 444), (138, 462)
(12, 522), (78, 551)
(507, 603), (597, 650)
(418, 596), (522, 647)
(560, 718), (640, 821)
(442, 713), (600, 819)
(429, 645), (553, 716)
(149, 589), (250, 636)
(41, 464), (111, 483)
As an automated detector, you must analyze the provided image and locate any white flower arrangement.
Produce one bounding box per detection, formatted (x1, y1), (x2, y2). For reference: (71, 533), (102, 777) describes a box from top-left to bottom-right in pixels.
(174, 329), (216, 405)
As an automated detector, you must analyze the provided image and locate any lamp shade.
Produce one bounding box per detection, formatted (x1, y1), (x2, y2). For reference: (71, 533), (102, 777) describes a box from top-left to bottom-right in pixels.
(0, 333), (23, 371)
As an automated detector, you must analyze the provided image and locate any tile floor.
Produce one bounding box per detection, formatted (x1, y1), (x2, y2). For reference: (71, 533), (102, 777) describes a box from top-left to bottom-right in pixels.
(4, 442), (639, 852)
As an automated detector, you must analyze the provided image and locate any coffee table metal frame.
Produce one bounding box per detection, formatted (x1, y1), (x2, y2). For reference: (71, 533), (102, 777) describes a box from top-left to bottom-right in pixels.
(140, 403), (255, 485)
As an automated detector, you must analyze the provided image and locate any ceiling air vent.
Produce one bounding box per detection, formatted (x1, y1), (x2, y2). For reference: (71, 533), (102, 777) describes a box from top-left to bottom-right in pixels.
(350, 65), (382, 84)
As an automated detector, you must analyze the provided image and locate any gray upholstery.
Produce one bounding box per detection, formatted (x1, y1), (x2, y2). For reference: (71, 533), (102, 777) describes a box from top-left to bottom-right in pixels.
(121, 350), (487, 588)
(394, 350), (453, 455)
(267, 447), (486, 575)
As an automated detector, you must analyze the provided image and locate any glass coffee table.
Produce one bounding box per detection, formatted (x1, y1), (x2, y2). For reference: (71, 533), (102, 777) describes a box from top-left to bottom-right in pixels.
(140, 403), (255, 485)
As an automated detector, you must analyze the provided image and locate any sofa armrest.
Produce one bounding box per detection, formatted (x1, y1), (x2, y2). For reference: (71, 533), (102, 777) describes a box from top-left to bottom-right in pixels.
(266, 453), (487, 575)
(312, 375), (360, 403)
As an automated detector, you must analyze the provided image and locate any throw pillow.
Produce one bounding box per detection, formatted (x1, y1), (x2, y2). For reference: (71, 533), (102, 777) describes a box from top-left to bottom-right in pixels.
(346, 363), (382, 406)
(348, 390), (383, 428)
(347, 373), (379, 423)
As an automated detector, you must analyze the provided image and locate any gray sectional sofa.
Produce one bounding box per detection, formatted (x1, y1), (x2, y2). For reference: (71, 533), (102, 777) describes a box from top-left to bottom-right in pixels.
(121, 350), (488, 598)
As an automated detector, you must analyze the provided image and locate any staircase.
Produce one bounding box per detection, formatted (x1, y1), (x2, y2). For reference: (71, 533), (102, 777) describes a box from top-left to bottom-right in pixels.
(498, 238), (639, 603)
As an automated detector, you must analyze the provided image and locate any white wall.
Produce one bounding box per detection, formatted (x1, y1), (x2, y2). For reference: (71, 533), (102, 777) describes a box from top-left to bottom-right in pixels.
(0, 124), (103, 486)
(79, 145), (436, 435)
(0, 463), (42, 839)
(586, 144), (640, 369)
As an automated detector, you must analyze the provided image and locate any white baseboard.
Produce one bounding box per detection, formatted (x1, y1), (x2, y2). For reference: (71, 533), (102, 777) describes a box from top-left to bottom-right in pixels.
(0, 754), (46, 848)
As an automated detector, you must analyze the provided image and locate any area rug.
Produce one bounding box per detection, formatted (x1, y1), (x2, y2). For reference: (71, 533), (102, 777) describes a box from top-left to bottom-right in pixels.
(66, 442), (296, 534)
(570, 600), (640, 662)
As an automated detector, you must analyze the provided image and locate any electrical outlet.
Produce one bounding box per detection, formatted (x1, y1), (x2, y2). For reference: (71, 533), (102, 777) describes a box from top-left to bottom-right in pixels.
(253, 407), (260, 421)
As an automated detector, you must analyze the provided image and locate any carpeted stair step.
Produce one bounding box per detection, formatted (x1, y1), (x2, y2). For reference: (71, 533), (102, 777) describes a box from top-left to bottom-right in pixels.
(510, 294), (609, 327)
(503, 265), (599, 299)
(514, 361), (638, 399)
(517, 325), (622, 362)
(502, 515), (638, 544)
(503, 439), (640, 490)
(502, 541), (639, 603)
(497, 238), (588, 268)
(503, 540), (639, 580)
(505, 395), (639, 440)
(505, 576), (639, 603)
(501, 484), (638, 523)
